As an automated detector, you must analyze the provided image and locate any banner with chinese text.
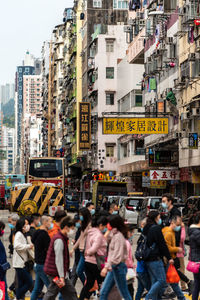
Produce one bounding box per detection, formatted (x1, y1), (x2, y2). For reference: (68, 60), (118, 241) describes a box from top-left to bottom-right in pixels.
(103, 118), (168, 134)
(150, 170), (180, 181)
(79, 103), (91, 150)
(150, 180), (167, 189)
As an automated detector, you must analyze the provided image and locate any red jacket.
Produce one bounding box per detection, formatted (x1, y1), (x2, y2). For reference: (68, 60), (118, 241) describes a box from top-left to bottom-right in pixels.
(44, 231), (69, 277)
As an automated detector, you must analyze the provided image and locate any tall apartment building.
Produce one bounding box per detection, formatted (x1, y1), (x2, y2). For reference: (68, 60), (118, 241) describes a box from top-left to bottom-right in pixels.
(0, 83), (15, 105)
(20, 75), (42, 173)
(15, 51), (41, 165)
(2, 126), (15, 174)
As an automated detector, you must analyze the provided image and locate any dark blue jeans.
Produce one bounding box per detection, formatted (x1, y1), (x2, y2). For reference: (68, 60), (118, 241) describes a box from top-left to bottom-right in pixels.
(135, 272), (151, 300)
(76, 252), (85, 285)
(145, 260), (166, 300)
(31, 264), (49, 300)
(100, 262), (132, 300)
(15, 267), (33, 299)
(193, 270), (200, 300)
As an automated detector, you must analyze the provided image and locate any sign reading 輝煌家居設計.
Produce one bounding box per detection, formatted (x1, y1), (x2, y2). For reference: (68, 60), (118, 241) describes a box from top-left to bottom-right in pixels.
(150, 170), (180, 181)
(103, 118), (168, 134)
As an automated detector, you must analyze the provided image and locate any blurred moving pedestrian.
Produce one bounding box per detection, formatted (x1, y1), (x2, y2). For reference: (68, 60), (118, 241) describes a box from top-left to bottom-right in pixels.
(8, 214), (19, 256)
(70, 215), (81, 286)
(162, 215), (186, 300)
(161, 193), (181, 226)
(0, 221), (10, 300)
(100, 215), (132, 300)
(109, 203), (119, 215)
(188, 212), (200, 300)
(30, 216), (51, 300)
(177, 222), (187, 291)
(135, 219), (151, 300)
(28, 213), (41, 238)
(86, 202), (96, 216)
(143, 211), (173, 300)
(101, 197), (110, 211)
(79, 216), (107, 300)
(70, 208), (92, 285)
(43, 216), (77, 300)
(13, 218), (33, 300)
(48, 211), (67, 239)
(126, 224), (135, 299)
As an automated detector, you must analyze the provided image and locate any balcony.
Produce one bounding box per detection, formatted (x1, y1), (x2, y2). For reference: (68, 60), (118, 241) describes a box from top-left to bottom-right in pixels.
(128, 28), (145, 64)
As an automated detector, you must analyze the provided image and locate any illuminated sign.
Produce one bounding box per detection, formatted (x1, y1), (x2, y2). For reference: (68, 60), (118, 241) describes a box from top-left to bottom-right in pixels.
(103, 118), (168, 135)
(79, 103), (91, 150)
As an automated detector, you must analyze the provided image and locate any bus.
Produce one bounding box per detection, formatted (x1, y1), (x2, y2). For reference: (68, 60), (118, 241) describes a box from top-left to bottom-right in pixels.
(27, 157), (65, 190)
(92, 181), (127, 208)
(5, 174), (25, 205)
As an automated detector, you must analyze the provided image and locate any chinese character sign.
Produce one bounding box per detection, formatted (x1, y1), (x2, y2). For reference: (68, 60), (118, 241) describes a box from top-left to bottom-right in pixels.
(150, 170), (180, 181)
(79, 103), (91, 150)
(189, 133), (198, 149)
(103, 118), (168, 134)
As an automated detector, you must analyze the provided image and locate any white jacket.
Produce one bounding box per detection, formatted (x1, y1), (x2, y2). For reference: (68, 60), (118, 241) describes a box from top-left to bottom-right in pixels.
(13, 231), (31, 268)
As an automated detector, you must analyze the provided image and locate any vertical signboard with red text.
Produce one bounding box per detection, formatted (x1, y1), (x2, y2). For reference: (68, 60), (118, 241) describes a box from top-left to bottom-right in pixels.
(79, 102), (91, 150)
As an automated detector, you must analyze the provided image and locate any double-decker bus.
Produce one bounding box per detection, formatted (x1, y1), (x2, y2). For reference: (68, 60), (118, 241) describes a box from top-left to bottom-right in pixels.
(5, 174), (25, 204)
(27, 158), (65, 190)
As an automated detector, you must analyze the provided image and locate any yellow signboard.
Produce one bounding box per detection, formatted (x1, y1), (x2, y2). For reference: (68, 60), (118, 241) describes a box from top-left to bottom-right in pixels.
(150, 180), (167, 189)
(103, 118), (168, 135)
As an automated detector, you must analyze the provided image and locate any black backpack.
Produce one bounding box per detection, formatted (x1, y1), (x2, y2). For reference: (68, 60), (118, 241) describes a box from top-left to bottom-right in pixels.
(135, 233), (155, 261)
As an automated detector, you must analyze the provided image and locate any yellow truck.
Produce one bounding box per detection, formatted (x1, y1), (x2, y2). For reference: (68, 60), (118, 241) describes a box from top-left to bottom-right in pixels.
(11, 182), (64, 216)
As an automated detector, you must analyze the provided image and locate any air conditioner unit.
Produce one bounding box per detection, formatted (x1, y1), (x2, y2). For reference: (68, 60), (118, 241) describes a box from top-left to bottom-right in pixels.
(139, 19), (145, 27)
(146, 100), (151, 106)
(192, 108), (200, 116)
(166, 37), (174, 44)
(128, 19), (136, 25)
(181, 137), (188, 148)
(124, 25), (133, 33)
(181, 113), (188, 120)
(188, 53), (196, 61)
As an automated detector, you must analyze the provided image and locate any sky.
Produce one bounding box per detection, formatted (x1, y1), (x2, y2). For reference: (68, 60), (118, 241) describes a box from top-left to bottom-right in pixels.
(0, 0), (73, 84)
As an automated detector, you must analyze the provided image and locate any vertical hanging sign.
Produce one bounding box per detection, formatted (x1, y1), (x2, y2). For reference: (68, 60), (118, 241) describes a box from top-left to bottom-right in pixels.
(79, 102), (91, 150)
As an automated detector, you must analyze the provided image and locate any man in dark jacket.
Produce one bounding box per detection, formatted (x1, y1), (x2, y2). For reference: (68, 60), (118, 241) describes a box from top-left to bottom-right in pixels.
(44, 216), (77, 300)
(31, 216), (51, 300)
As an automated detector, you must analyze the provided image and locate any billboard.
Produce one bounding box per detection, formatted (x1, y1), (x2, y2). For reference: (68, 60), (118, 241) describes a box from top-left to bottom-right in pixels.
(103, 118), (168, 135)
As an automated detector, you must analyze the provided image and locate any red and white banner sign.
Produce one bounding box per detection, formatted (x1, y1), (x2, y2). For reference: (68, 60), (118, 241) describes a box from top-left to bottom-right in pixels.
(150, 170), (180, 181)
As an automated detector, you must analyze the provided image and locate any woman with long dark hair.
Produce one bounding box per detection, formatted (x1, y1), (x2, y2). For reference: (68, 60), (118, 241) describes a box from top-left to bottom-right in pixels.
(0, 221), (10, 300)
(13, 217), (33, 300)
(188, 212), (200, 300)
(70, 207), (92, 284)
(143, 210), (173, 300)
(100, 215), (132, 300)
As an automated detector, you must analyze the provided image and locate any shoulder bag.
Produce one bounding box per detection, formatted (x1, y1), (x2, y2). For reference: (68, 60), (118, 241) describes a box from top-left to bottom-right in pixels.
(16, 250), (34, 272)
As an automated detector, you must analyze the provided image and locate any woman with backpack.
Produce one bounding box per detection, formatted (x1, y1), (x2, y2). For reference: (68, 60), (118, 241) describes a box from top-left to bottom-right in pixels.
(188, 212), (200, 300)
(79, 216), (108, 300)
(100, 215), (132, 300)
(142, 210), (174, 300)
(70, 207), (92, 285)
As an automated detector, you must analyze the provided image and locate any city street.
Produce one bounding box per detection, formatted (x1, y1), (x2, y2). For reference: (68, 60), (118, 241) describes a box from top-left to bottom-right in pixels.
(0, 209), (194, 300)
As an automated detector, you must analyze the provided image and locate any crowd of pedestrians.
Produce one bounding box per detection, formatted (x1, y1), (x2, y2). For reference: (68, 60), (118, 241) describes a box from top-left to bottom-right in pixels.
(0, 193), (200, 300)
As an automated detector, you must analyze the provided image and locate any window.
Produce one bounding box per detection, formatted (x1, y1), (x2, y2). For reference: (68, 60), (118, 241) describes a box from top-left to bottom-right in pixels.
(135, 95), (143, 107)
(113, 0), (128, 9)
(106, 145), (114, 157)
(106, 93), (114, 105)
(106, 67), (114, 79)
(93, 0), (102, 7)
(106, 40), (114, 52)
(25, 67), (29, 72)
(18, 68), (22, 73)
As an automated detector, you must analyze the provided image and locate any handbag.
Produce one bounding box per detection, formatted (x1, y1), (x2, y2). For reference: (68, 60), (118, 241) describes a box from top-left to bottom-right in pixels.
(0, 262), (10, 272)
(95, 254), (106, 271)
(0, 281), (5, 300)
(16, 250), (34, 272)
(186, 261), (200, 274)
(166, 264), (180, 284)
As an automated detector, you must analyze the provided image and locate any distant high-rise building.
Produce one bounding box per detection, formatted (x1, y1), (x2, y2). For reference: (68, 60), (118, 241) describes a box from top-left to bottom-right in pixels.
(15, 51), (41, 160)
(2, 126), (15, 174)
(0, 101), (3, 173)
(0, 83), (15, 105)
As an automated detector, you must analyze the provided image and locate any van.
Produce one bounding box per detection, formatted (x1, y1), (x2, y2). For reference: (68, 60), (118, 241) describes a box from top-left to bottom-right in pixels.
(119, 197), (145, 226)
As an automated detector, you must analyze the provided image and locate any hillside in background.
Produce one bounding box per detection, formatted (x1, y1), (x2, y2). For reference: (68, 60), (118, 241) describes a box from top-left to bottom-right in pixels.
(2, 98), (15, 128)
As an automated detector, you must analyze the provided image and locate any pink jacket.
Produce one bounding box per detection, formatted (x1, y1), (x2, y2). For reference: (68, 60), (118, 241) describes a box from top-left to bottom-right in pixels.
(73, 223), (91, 252)
(125, 240), (134, 268)
(177, 226), (186, 258)
(105, 229), (127, 270)
(84, 228), (107, 264)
